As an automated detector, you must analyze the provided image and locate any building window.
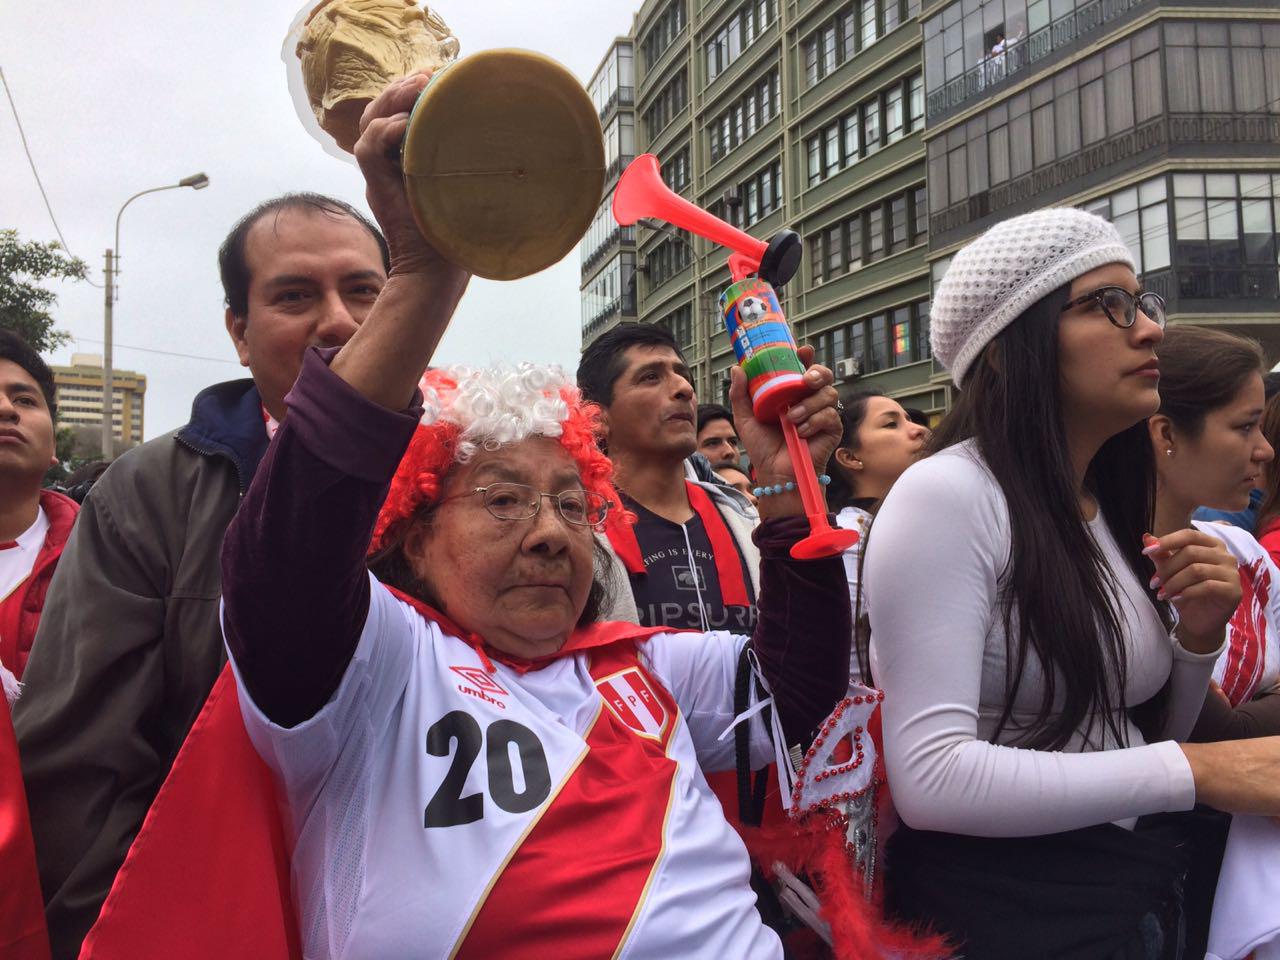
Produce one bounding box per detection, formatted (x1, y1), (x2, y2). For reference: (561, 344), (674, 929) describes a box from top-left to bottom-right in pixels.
(804, 73), (920, 187)
(641, 0), (687, 70)
(659, 304), (694, 349)
(1164, 20), (1280, 116)
(644, 69), (688, 140)
(869, 314), (888, 371)
(807, 184), (924, 286)
(706, 0), (777, 82)
(891, 306), (912, 366)
(708, 69), (779, 162)
(647, 234), (693, 288)
(1170, 172), (1280, 299)
(661, 146), (691, 191)
(581, 252), (637, 332)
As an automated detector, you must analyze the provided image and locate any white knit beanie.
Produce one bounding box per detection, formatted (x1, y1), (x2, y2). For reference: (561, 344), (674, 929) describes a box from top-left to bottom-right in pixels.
(930, 208), (1135, 385)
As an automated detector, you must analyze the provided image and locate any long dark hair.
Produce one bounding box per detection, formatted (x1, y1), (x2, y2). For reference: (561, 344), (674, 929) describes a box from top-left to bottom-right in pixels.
(827, 389), (887, 513)
(929, 284), (1169, 750)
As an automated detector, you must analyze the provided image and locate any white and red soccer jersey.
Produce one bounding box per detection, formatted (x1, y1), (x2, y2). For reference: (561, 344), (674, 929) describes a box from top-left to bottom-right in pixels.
(1193, 520), (1280, 706)
(231, 573), (781, 960)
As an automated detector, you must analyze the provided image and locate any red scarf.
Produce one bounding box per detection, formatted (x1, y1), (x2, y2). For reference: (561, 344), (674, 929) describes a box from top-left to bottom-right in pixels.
(605, 481), (751, 608)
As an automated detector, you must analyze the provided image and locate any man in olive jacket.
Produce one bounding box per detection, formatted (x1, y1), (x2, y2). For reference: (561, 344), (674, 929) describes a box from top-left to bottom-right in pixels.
(14, 192), (391, 960)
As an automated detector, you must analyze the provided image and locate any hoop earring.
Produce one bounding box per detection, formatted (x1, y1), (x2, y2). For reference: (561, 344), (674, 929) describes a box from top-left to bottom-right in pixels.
(1165, 448), (1174, 457)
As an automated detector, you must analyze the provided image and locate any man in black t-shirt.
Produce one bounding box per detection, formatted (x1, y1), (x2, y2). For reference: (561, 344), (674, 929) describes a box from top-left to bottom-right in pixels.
(578, 325), (759, 632)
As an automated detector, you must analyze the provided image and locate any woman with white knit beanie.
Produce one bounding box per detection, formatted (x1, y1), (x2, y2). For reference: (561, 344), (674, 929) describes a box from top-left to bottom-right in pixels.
(863, 207), (1280, 957)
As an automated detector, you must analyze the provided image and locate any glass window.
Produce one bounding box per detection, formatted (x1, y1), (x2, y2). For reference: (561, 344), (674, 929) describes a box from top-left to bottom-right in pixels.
(864, 99), (882, 153)
(886, 85), (905, 142)
(851, 321), (867, 366)
(1133, 52), (1163, 123)
(891, 307), (912, 366)
(1008, 94), (1031, 177)
(869, 314), (888, 371)
(988, 124), (1010, 184)
(1166, 47), (1199, 112)
(1241, 197), (1274, 264)
(867, 205), (885, 261)
(1234, 48), (1267, 113)
(806, 136), (822, 186)
(862, 0), (879, 49)
(809, 235), (825, 284)
(1032, 104), (1054, 169)
(948, 145), (967, 205)
(804, 39), (819, 86)
(915, 301), (932, 361)
(909, 74), (925, 129)
(843, 114), (861, 162)
(912, 185), (928, 242)
(1200, 47), (1233, 111)
(824, 124), (841, 175)
(1104, 55), (1133, 135)
(885, 0), (901, 34)
(890, 194), (909, 253)
(825, 224), (843, 276)
(846, 214), (864, 269)
(823, 24), (838, 74)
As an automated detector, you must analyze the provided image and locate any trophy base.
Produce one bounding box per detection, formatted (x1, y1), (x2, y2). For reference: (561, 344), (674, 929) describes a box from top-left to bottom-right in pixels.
(402, 49), (606, 281)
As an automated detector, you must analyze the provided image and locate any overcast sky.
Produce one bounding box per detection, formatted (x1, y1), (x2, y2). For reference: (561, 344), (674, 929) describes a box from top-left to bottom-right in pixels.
(1, 1), (638, 440)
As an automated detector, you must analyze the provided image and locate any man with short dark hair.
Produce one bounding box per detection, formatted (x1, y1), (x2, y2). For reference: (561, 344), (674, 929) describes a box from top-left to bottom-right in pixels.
(696, 403), (741, 472)
(578, 324), (760, 632)
(0, 330), (78, 683)
(15, 193), (390, 959)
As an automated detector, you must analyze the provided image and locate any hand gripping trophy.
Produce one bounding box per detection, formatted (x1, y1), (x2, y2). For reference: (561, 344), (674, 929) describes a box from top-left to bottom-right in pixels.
(286, 0), (605, 280)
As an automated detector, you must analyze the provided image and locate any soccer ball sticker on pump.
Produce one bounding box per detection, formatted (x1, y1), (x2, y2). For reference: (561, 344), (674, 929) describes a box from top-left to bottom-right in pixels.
(720, 277), (808, 421)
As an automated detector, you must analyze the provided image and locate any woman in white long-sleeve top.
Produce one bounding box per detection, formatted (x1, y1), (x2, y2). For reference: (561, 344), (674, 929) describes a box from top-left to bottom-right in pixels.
(864, 208), (1280, 959)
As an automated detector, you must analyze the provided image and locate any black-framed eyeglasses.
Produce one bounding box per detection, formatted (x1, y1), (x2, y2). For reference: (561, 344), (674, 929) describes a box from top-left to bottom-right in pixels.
(440, 482), (610, 526)
(1061, 286), (1167, 330)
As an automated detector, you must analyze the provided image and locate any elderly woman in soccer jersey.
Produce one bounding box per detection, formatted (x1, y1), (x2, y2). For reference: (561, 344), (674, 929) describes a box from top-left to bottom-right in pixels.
(221, 74), (853, 960)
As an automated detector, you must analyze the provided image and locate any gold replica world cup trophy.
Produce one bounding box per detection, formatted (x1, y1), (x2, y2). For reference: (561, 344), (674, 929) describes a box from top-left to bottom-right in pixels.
(286, 0), (606, 280)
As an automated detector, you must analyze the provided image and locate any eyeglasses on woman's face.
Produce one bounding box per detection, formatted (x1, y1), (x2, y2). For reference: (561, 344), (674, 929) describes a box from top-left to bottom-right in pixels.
(441, 482), (610, 526)
(1061, 286), (1167, 330)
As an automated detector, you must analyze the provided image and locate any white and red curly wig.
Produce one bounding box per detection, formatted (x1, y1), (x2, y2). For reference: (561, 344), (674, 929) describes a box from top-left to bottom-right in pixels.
(369, 363), (618, 558)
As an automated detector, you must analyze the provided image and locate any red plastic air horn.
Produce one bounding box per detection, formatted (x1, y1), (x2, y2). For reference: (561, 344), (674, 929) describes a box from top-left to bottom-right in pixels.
(613, 154), (858, 560)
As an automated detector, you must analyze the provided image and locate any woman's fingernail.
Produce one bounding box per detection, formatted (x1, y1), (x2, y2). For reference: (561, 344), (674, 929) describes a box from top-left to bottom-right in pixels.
(1142, 543), (1161, 557)
(1157, 589), (1168, 600)
(1149, 575), (1161, 589)
(1170, 594), (1184, 604)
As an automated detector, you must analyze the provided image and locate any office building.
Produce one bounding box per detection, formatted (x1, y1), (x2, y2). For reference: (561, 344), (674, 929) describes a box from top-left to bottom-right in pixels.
(581, 0), (1280, 416)
(51, 353), (146, 450)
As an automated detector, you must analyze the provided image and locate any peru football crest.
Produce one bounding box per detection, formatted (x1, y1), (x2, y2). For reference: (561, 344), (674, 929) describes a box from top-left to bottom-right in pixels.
(596, 668), (669, 740)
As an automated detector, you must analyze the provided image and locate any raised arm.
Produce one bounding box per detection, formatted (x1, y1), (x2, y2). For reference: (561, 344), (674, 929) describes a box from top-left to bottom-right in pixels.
(222, 74), (469, 726)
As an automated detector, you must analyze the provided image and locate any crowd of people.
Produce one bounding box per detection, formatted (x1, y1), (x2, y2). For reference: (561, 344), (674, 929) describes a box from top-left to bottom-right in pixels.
(4, 73), (1280, 959)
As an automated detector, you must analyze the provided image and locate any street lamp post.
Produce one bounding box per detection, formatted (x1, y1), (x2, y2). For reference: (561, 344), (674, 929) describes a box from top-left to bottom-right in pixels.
(102, 172), (210, 458)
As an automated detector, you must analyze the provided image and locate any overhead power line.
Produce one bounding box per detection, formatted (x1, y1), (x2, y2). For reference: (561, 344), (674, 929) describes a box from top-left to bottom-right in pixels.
(73, 337), (240, 366)
(0, 65), (103, 286)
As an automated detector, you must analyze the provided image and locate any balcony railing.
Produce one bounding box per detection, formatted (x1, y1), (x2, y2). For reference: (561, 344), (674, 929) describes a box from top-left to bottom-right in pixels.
(929, 113), (1279, 243)
(581, 292), (639, 339)
(605, 153), (637, 186)
(1144, 265), (1280, 309)
(924, 0), (1150, 123)
(598, 86), (636, 122)
(581, 225), (637, 278)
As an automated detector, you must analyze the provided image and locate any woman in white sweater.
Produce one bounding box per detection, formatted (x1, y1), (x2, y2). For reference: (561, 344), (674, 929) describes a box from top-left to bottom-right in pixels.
(864, 208), (1280, 958)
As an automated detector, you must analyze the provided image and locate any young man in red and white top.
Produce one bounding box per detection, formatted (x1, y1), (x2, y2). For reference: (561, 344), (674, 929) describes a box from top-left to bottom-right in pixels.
(0, 330), (76, 686)
(0, 328), (69, 960)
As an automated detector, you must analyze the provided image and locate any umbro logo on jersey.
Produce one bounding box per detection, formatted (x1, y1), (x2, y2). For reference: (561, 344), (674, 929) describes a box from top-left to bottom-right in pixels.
(451, 666), (509, 709)
(596, 669), (668, 740)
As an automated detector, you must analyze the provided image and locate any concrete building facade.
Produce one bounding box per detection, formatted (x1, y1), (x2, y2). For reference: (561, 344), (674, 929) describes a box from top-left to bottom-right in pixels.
(581, 0), (1280, 416)
(50, 353), (146, 450)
